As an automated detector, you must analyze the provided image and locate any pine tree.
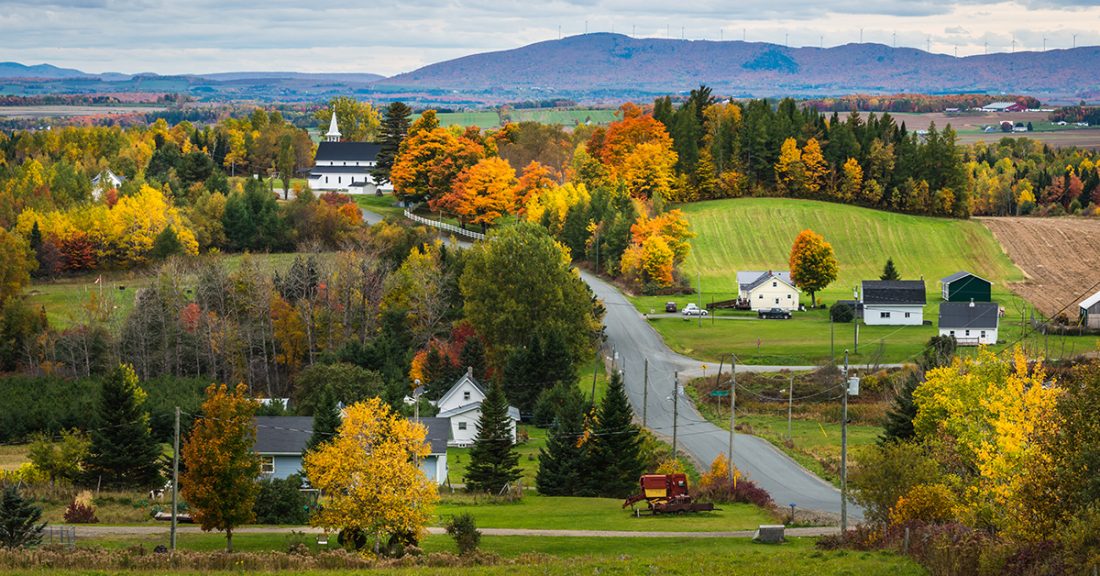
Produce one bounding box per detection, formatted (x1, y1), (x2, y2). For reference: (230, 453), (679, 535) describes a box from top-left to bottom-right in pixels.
(0, 485), (45, 549)
(458, 336), (487, 383)
(464, 381), (520, 493)
(535, 384), (587, 496)
(585, 371), (645, 498)
(83, 364), (163, 489)
(372, 101), (413, 188)
(308, 387), (341, 452)
(880, 371), (920, 444)
(150, 225), (184, 260)
(880, 258), (900, 281)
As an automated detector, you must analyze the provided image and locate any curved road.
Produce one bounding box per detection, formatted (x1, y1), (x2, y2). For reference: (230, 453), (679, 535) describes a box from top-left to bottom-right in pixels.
(364, 204), (860, 519)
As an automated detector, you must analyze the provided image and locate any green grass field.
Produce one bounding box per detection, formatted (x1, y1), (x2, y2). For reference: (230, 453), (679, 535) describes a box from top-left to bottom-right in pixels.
(447, 425), (546, 487)
(436, 111), (502, 129)
(352, 193), (410, 219)
(510, 108), (618, 126)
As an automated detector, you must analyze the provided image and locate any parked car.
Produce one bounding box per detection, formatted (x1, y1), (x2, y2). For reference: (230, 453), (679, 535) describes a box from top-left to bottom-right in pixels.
(758, 308), (792, 320)
(682, 303), (708, 316)
(665, 301), (678, 313)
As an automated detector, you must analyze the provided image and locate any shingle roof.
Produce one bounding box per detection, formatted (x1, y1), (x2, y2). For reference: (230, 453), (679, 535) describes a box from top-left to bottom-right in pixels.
(861, 280), (927, 305)
(309, 166), (373, 174)
(938, 301), (1000, 329)
(737, 270), (795, 293)
(418, 417), (450, 454)
(314, 141), (382, 163)
(940, 271), (991, 285)
(253, 416), (313, 455)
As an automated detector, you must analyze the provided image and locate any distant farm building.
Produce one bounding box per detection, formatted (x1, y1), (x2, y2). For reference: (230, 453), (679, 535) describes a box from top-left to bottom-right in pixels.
(982, 102), (1026, 113)
(1081, 290), (1100, 329)
(860, 280), (926, 325)
(736, 270), (800, 311)
(938, 301), (1000, 346)
(91, 169), (124, 200)
(940, 271), (992, 302)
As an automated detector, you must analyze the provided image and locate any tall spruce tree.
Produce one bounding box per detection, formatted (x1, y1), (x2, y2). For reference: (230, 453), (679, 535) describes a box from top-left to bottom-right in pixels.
(0, 485), (45, 549)
(83, 364), (163, 489)
(458, 337), (488, 383)
(880, 258), (901, 281)
(464, 381), (520, 493)
(585, 371), (645, 498)
(880, 371), (920, 444)
(307, 387), (341, 452)
(535, 383), (587, 496)
(372, 101), (412, 188)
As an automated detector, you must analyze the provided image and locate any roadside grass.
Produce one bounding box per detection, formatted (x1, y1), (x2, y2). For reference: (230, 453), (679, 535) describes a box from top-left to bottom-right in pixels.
(352, 193), (409, 220)
(61, 533), (925, 575)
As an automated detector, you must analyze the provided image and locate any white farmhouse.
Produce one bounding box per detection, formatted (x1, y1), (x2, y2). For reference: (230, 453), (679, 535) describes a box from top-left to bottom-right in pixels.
(938, 301), (1000, 346)
(91, 169), (124, 200)
(435, 368), (520, 447)
(307, 111), (391, 194)
(737, 270), (800, 311)
(860, 280), (926, 326)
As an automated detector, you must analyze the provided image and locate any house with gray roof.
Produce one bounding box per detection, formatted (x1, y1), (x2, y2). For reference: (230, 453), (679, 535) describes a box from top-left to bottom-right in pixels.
(860, 280), (926, 325)
(435, 367), (520, 447)
(736, 270), (800, 311)
(938, 301), (1000, 345)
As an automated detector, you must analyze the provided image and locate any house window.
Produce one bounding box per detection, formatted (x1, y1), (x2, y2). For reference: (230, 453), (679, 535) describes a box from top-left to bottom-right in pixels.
(260, 456), (275, 475)
(463, 391), (471, 401)
(949, 330), (955, 336)
(458, 422), (467, 431)
(758, 294), (763, 299)
(787, 294), (792, 299)
(965, 330), (971, 336)
(324, 176), (329, 183)
(337, 177), (341, 184)
(880, 312), (891, 318)
(980, 331), (987, 338)
(904, 312), (911, 318)
(774, 298), (779, 304)
(772, 281), (777, 287)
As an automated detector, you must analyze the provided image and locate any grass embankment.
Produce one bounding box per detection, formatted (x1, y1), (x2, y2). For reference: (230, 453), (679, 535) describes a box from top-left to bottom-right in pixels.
(633, 198), (1099, 364)
(352, 194), (409, 220)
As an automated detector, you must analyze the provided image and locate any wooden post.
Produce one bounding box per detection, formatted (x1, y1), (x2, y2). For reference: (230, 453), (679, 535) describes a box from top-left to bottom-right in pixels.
(171, 406), (180, 551)
(728, 355), (736, 480)
(642, 358), (649, 428)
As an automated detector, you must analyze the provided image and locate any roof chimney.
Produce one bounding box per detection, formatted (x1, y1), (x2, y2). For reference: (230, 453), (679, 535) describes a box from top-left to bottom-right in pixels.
(969, 298), (975, 308)
(467, 366), (473, 378)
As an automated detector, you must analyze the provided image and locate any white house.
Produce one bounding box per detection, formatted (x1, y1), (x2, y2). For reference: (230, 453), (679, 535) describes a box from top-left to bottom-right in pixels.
(860, 280), (926, 326)
(1080, 290), (1100, 329)
(91, 169), (124, 200)
(435, 368), (520, 447)
(736, 270), (800, 311)
(307, 111), (391, 194)
(938, 301), (1000, 345)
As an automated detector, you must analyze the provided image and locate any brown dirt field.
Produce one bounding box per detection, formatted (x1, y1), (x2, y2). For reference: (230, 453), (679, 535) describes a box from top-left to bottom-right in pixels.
(979, 217), (1100, 316)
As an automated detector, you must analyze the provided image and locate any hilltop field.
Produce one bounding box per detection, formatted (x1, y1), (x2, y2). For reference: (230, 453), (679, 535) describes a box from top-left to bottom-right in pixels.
(631, 198), (1099, 365)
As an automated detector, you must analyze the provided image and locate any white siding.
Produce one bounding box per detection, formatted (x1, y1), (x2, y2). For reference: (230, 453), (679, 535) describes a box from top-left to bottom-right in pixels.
(419, 453), (448, 485)
(940, 327), (997, 345)
(447, 411), (517, 447)
(747, 280), (800, 311)
(862, 305), (924, 326)
(437, 378), (486, 414)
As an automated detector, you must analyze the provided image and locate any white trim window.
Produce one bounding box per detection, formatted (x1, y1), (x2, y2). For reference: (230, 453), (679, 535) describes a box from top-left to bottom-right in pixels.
(260, 456), (275, 475)
(880, 312), (891, 318)
(458, 422), (467, 431)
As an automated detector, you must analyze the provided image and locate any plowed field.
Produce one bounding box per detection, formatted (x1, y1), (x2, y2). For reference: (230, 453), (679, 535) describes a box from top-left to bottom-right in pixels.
(979, 217), (1100, 316)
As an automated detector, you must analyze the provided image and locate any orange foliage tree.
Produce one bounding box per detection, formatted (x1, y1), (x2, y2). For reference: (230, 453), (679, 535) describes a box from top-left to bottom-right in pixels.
(443, 157), (518, 228)
(788, 229), (838, 307)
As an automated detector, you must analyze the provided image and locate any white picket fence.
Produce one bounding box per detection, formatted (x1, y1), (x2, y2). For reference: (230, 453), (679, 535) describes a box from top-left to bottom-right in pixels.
(403, 210), (486, 241)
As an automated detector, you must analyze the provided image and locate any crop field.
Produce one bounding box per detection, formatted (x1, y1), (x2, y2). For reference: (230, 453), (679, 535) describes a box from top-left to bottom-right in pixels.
(510, 108), (618, 126)
(436, 111), (502, 129)
(888, 111), (1100, 149)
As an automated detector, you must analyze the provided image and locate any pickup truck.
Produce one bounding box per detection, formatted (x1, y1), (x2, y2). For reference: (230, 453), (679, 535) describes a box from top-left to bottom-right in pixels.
(758, 308), (792, 320)
(681, 303), (708, 317)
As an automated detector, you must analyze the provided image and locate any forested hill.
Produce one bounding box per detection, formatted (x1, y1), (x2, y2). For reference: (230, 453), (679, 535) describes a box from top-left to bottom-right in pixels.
(380, 33), (1100, 100)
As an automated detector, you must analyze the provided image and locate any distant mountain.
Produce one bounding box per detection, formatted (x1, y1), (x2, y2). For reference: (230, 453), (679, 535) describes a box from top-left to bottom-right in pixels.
(197, 71), (384, 82)
(380, 33), (1100, 100)
(0, 62), (93, 79)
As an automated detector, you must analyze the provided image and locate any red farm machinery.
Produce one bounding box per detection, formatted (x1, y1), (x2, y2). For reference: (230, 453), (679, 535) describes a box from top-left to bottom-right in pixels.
(622, 474), (715, 515)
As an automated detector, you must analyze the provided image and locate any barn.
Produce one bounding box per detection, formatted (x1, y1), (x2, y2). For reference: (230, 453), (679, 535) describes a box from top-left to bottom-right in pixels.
(1081, 290), (1100, 329)
(940, 271), (992, 302)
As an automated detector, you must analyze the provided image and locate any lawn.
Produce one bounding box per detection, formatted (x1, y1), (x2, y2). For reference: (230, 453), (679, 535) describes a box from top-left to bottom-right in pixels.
(447, 425), (546, 487)
(436, 111), (502, 129)
(510, 108), (618, 126)
(352, 193), (410, 219)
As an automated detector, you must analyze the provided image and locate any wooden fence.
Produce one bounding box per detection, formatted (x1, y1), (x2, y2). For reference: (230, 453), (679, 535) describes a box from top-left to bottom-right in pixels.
(403, 210), (485, 241)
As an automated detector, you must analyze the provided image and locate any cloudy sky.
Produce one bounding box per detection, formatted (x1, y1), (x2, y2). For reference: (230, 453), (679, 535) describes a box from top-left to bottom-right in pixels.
(2, 0), (1099, 76)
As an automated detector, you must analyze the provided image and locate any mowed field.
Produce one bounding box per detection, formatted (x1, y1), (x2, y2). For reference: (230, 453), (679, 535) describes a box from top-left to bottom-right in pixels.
(889, 111), (1100, 149)
(980, 216), (1100, 316)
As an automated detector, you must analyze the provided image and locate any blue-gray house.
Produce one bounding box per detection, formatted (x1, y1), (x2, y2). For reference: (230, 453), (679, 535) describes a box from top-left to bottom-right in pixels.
(253, 415), (451, 484)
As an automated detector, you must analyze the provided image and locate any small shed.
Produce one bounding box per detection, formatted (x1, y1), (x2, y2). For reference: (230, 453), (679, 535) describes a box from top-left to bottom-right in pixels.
(940, 271), (992, 302)
(939, 301), (1000, 345)
(1081, 290), (1100, 329)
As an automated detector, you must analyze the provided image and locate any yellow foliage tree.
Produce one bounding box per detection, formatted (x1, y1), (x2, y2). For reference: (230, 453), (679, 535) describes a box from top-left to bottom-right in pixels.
(788, 229), (838, 307)
(524, 182), (590, 236)
(775, 137), (804, 194)
(839, 157), (863, 201)
(801, 138), (828, 196)
(303, 398), (438, 549)
(618, 140), (677, 200)
(889, 483), (958, 526)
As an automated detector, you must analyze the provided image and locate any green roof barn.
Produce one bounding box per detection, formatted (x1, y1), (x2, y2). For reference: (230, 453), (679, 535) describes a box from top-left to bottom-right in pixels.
(940, 271), (992, 302)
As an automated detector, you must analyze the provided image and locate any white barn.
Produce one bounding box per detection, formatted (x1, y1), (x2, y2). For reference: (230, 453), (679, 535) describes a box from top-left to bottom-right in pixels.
(860, 280), (927, 326)
(737, 270), (801, 311)
(1081, 290), (1100, 329)
(307, 111), (391, 194)
(435, 368), (520, 447)
(938, 301), (1000, 346)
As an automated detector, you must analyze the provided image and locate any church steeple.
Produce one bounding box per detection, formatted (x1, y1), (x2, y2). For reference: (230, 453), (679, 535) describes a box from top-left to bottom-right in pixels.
(324, 109), (341, 142)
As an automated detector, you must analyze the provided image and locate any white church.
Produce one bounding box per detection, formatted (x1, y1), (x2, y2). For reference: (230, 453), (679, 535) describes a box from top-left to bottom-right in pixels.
(307, 111), (392, 194)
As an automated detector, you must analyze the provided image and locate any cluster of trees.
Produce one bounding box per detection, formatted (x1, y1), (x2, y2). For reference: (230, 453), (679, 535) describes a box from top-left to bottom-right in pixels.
(854, 350), (1100, 572)
(966, 137), (1100, 216)
(1050, 104), (1100, 126)
(806, 94), (1038, 114)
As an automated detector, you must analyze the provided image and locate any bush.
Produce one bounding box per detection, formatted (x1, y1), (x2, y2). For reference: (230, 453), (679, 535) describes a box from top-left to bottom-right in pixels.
(253, 475), (310, 525)
(63, 497), (99, 524)
(445, 513), (480, 556)
(850, 441), (941, 525)
(829, 301), (855, 323)
(730, 478), (774, 509)
(889, 483), (957, 526)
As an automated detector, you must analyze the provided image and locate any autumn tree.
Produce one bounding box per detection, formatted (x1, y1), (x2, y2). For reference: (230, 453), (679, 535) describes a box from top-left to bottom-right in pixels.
(307, 387), (341, 452)
(788, 229), (838, 307)
(0, 228), (35, 306)
(464, 381), (521, 493)
(83, 364), (162, 489)
(372, 101), (412, 188)
(303, 398), (437, 550)
(774, 137), (805, 195)
(839, 157), (863, 201)
(314, 97), (381, 142)
(801, 138), (828, 196)
(392, 126), (483, 205)
(181, 383), (261, 553)
(442, 157), (518, 229)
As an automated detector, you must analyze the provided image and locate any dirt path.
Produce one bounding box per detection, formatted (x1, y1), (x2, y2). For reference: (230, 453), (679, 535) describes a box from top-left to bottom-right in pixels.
(73, 524), (838, 539)
(979, 217), (1100, 317)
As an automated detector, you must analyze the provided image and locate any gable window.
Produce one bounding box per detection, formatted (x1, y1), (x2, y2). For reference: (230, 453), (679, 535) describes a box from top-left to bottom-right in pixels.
(772, 281), (777, 287)
(758, 294), (763, 299)
(787, 294), (792, 299)
(260, 456), (275, 475)
(904, 312), (911, 318)
(463, 391), (471, 401)
(980, 331), (987, 338)
(965, 330), (971, 336)
(775, 298), (779, 304)
(458, 422), (467, 431)
(880, 312), (891, 318)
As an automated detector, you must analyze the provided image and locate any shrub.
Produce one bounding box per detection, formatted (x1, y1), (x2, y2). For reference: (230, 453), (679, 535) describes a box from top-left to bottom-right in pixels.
(849, 441), (941, 525)
(730, 478), (774, 509)
(829, 301), (855, 323)
(889, 483), (957, 526)
(445, 513), (480, 556)
(63, 491), (99, 524)
(253, 474), (310, 525)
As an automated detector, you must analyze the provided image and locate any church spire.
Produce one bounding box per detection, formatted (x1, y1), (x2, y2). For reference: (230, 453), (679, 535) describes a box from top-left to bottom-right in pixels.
(324, 108), (341, 142)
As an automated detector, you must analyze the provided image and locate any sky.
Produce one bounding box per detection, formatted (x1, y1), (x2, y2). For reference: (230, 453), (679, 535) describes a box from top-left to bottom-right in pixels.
(2, 0), (1100, 76)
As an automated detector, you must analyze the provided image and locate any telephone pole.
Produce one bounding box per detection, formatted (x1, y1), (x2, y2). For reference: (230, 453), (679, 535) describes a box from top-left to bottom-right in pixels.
(672, 371), (679, 456)
(642, 358), (649, 428)
(841, 351), (850, 533)
(728, 355), (736, 479)
(787, 373), (794, 441)
(171, 406), (180, 551)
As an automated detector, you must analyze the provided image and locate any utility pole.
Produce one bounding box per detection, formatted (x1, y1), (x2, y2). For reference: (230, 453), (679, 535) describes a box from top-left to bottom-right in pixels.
(672, 371), (679, 457)
(853, 286), (860, 354)
(728, 355), (736, 480)
(642, 358), (649, 428)
(787, 373), (794, 441)
(590, 349), (600, 407)
(171, 406), (180, 551)
(841, 351), (849, 533)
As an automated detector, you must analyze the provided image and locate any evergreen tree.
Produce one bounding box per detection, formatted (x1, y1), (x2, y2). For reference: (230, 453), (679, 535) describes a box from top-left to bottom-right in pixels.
(150, 225), (184, 260)
(83, 364), (163, 489)
(535, 383), (587, 496)
(502, 329), (578, 413)
(464, 381), (520, 493)
(307, 387), (341, 452)
(458, 336), (487, 383)
(585, 371), (645, 498)
(0, 485), (45, 549)
(880, 371), (920, 444)
(372, 101), (412, 188)
(880, 258), (900, 281)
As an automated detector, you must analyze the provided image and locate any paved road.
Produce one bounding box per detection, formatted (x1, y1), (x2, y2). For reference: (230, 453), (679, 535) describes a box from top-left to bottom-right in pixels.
(581, 271), (863, 521)
(74, 525), (838, 539)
